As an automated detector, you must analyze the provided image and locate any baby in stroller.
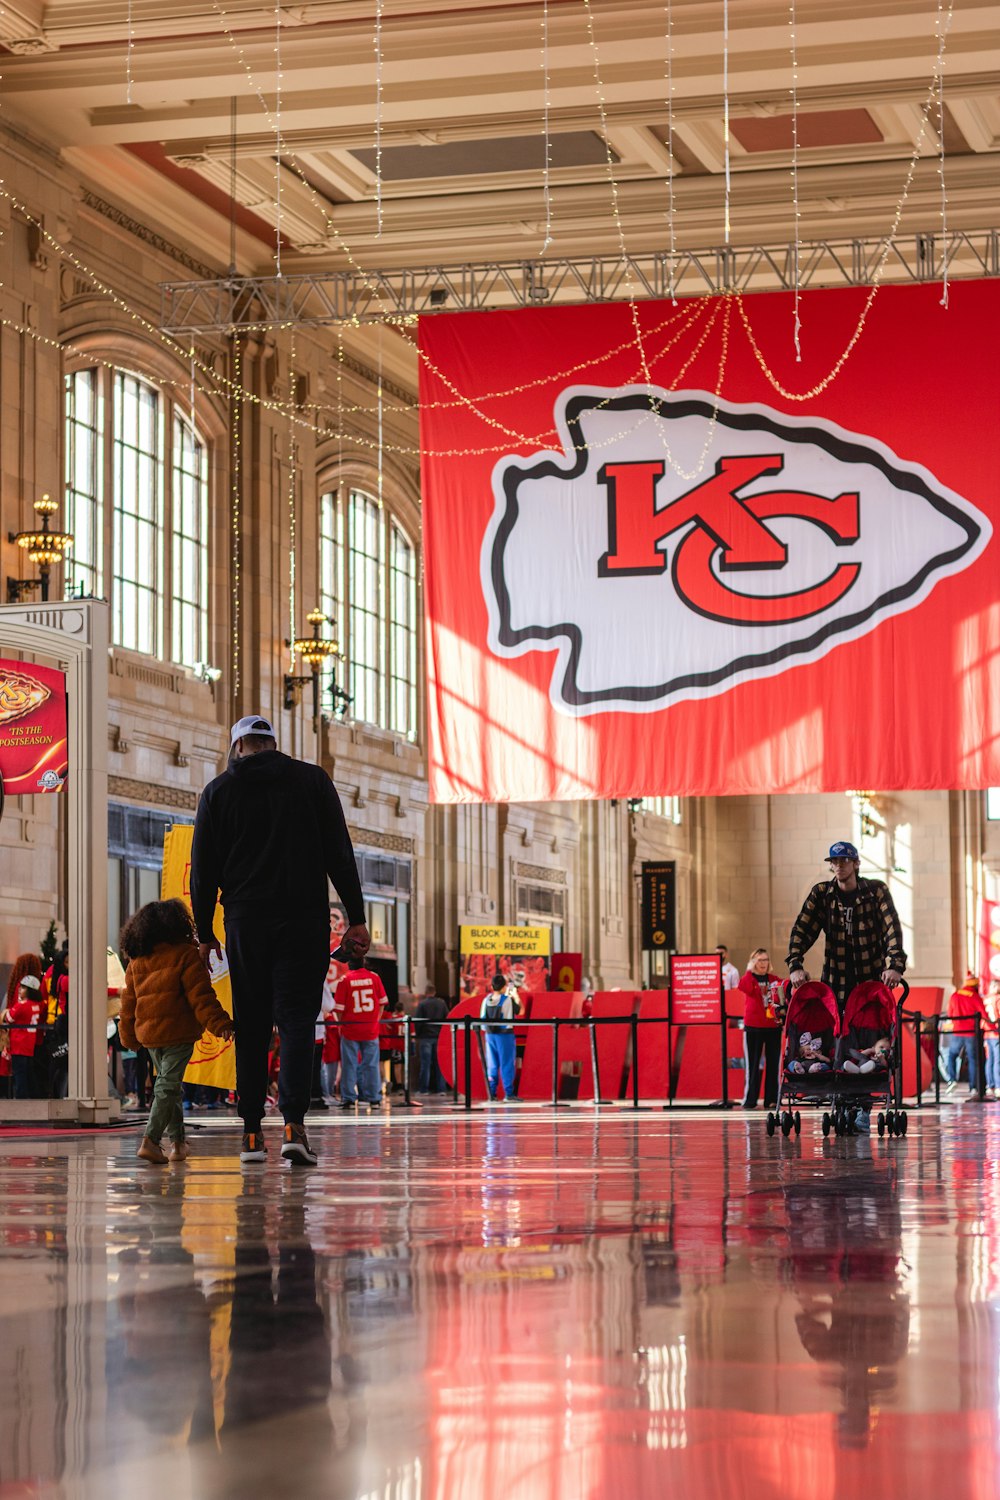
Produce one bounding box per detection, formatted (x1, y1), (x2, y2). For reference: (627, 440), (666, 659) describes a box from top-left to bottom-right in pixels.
(787, 1030), (832, 1074)
(842, 1036), (890, 1074)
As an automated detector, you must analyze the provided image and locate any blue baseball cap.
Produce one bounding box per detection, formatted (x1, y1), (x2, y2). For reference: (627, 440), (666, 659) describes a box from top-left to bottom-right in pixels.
(827, 841), (859, 861)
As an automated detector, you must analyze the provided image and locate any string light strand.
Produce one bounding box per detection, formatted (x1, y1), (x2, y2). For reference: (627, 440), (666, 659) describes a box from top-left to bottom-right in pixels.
(789, 0), (802, 360)
(375, 0), (384, 237)
(665, 0), (677, 302)
(540, 0), (553, 254)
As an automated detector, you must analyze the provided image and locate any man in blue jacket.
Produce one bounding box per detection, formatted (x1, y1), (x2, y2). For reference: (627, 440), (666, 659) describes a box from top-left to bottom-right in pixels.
(191, 716), (369, 1167)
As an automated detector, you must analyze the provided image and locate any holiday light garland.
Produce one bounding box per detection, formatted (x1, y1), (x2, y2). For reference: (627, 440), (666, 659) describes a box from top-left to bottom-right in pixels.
(789, 0), (802, 361)
(735, 0), (955, 402)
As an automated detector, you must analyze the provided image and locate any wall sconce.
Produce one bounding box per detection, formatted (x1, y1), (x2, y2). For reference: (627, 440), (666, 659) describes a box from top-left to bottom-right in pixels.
(847, 789), (879, 842)
(192, 661), (223, 683)
(7, 494), (73, 602)
(284, 608), (343, 728)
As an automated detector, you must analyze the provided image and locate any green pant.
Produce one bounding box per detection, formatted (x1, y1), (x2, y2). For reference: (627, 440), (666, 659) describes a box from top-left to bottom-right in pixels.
(146, 1043), (194, 1144)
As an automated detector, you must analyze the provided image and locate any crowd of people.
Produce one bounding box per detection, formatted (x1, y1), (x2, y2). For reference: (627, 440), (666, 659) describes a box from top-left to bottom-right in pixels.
(4, 762), (998, 1150)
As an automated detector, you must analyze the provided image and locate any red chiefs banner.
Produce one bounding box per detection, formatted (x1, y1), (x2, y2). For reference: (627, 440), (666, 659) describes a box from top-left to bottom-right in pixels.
(0, 657), (68, 793)
(419, 283), (999, 802)
(981, 901), (1000, 989)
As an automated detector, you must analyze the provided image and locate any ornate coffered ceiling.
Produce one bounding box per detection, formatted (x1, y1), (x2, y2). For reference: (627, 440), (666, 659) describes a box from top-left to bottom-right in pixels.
(1, 1), (997, 278)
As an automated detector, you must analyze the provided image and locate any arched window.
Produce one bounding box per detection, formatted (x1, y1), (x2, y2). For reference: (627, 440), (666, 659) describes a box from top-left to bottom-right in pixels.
(63, 363), (209, 670)
(319, 484), (419, 740)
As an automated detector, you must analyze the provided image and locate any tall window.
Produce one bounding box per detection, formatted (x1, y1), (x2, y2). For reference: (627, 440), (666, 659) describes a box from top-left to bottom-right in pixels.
(349, 491), (382, 725)
(113, 371), (161, 655)
(63, 364), (210, 669)
(640, 796), (682, 824)
(64, 370), (101, 598)
(319, 485), (419, 740)
(172, 416), (208, 669)
(389, 521), (417, 737)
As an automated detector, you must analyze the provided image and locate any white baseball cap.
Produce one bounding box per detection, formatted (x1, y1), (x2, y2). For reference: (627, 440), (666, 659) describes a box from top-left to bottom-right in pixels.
(230, 715), (277, 747)
(20, 974), (41, 992)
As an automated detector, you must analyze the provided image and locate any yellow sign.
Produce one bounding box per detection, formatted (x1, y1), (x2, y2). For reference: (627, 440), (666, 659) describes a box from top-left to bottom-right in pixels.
(459, 925), (552, 956)
(161, 824), (235, 1091)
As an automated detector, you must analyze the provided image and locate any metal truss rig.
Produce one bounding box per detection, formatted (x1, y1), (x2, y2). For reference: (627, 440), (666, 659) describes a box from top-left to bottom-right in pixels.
(160, 230), (1000, 332)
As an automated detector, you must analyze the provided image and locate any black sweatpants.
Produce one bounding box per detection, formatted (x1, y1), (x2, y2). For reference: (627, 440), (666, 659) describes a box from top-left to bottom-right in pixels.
(742, 1025), (782, 1107)
(225, 914), (331, 1130)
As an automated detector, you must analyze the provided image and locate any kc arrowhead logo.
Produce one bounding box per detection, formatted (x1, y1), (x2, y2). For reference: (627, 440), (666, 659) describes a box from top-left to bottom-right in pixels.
(482, 387), (992, 715)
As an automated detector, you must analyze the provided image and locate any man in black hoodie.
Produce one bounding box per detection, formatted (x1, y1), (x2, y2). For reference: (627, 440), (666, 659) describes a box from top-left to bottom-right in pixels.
(190, 715), (369, 1167)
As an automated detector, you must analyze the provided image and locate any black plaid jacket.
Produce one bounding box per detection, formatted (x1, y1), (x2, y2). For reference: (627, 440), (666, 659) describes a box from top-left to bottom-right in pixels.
(786, 877), (907, 1003)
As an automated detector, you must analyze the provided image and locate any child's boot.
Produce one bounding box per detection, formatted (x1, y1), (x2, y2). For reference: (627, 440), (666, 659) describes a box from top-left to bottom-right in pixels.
(137, 1136), (168, 1165)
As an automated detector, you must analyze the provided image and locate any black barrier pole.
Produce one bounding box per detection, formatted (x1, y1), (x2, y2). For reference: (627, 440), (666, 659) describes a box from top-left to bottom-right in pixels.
(667, 1020), (673, 1109)
(933, 1015), (941, 1105)
(403, 1016), (412, 1105)
(551, 1019), (560, 1107)
(631, 1014), (640, 1109)
(720, 1011), (730, 1109)
(976, 1013), (986, 1101)
(451, 1024), (459, 1106)
(588, 1019), (601, 1104)
(914, 1012), (923, 1106)
(895, 1000), (905, 1108)
(463, 1016), (473, 1111)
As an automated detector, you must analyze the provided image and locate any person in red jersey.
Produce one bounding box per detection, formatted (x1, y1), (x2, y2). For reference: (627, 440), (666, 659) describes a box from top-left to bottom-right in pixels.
(2, 974), (45, 1099)
(333, 947), (387, 1108)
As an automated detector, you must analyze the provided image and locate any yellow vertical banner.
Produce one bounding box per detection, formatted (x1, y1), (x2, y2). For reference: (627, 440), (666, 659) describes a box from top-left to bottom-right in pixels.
(161, 824), (236, 1090)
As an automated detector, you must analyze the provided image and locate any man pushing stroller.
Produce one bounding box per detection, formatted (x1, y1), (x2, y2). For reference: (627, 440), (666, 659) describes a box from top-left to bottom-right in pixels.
(786, 840), (906, 1132)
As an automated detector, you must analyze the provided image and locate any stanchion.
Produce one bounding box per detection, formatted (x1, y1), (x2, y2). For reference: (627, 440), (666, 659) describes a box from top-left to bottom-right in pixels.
(914, 1011), (923, 1106)
(975, 1013), (986, 1101)
(933, 1015), (941, 1105)
(588, 1019), (602, 1103)
(451, 1025), (459, 1106)
(631, 1014), (640, 1109)
(720, 1011), (730, 1108)
(551, 1019), (560, 1107)
(895, 999), (905, 1111)
(463, 1015), (473, 1112)
(403, 1016), (412, 1106)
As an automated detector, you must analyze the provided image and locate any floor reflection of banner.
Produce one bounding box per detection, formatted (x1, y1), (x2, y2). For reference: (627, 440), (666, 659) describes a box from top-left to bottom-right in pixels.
(161, 824), (235, 1090)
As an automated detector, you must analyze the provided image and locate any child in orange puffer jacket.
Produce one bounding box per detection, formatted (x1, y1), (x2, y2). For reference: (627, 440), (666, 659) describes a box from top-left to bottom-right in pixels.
(119, 899), (233, 1165)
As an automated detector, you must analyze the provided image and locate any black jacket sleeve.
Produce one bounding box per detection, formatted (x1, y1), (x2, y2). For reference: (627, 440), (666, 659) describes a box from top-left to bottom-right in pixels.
(190, 788), (221, 944)
(316, 771), (366, 925)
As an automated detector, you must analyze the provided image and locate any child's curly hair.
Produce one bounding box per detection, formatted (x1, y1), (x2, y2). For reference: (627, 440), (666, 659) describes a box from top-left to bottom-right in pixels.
(119, 898), (196, 961)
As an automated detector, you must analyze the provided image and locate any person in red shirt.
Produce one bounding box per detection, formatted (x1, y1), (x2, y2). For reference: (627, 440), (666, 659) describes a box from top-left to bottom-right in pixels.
(333, 950), (387, 1108)
(2, 974), (45, 1099)
(737, 947), (783, 1109)
(943, 972), (990, 1095)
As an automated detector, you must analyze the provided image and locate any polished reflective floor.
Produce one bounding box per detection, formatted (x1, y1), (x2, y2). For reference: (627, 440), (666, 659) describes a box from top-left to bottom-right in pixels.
(1, 1106), (999, 1499)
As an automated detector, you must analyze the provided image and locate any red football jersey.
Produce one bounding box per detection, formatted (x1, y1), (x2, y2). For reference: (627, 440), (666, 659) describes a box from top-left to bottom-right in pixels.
(333, 968), (387, 1040)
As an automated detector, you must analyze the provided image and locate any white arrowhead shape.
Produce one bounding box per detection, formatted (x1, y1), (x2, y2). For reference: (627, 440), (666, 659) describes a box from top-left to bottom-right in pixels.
(482, 386), (992, 716)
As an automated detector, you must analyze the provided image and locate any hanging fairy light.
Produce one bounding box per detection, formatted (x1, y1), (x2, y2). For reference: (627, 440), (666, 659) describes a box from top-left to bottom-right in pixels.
(935, 0), (955, 308)
(722, 0), (731, 245)
(274, 0), (283, 276)
(789, 0), (802, 360)
(664, 0), (677, 303)
(126, 0), (134, 104)
(540, 0), (553, 254)
(375, 0), (384, 237)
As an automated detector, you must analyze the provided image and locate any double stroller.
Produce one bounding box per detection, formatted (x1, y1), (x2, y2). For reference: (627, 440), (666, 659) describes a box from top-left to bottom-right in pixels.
(767, 979), (907, 1139)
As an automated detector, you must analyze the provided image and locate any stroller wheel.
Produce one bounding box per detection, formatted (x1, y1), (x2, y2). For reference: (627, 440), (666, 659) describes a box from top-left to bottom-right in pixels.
(793, 1111), (802, 1135)
(877, 1112), (886, 1137)
(899, 1111), (908, 1135)
(780, 1111), (792, 1137)
(766, 1111), (776, 1136)
(822, 1112), (831, 1137)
